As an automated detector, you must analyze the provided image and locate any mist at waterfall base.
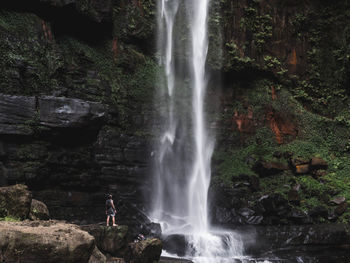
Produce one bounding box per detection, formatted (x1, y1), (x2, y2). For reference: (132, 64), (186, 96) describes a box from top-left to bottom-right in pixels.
(149, 0), (245, 262)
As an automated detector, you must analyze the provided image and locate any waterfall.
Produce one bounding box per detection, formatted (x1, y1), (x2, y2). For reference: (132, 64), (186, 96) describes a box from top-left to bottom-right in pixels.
(151, 0), (244, 262)
(188, 0), (212, 233)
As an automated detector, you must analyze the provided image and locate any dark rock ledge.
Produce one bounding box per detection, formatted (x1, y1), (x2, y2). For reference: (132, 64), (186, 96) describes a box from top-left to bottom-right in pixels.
(0, 93), (107, 135)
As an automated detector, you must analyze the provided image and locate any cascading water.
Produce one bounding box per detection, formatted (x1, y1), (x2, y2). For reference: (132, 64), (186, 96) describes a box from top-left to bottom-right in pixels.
(151, 0), (244, 262)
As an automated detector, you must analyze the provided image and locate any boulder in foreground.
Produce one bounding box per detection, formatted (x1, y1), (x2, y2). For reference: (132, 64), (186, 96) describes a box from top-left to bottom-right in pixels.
(0, 220), (95, 263)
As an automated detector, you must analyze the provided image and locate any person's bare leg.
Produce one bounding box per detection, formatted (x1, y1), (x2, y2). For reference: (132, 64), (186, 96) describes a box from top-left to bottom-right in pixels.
(112, 216), (117, 226)
(106, 215), (110, 226)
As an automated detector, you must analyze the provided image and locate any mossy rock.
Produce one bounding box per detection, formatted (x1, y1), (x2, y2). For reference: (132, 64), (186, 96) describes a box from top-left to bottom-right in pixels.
(81, 224), (129, 256)
(125, 238), (162, 263)
(0, 184), (32, 220)
(29, 199), (50, 220)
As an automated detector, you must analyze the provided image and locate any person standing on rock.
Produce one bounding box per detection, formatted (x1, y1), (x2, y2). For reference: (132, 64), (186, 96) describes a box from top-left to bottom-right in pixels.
(106, 194), (117, 226)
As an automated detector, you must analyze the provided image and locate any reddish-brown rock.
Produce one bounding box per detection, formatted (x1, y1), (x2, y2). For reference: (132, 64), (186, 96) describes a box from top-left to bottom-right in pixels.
(253, 161), (289, 177)
(310, 157), (328, 170)
(335, 202), (348, 216)
(295, 164), (310, 174)
(288, 189), (300, 204)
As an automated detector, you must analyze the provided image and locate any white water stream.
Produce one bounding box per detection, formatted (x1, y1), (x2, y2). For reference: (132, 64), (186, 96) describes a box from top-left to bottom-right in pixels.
(151, 0), (244, 262)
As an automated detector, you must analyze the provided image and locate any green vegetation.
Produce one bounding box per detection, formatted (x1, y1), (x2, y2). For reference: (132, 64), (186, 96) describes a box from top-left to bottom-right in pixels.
(214, 75), (350, 223)
(240, 5), (272, 53)
(58, 37), (125, 103)
(286, 3), (350, 116)
(207, 0), (224, 70)
(113, 0), (155, 41)
(0, 3), (158, 132)
(76, 0), (101, 22)
(0, 216), (20, 222)
(224, 41), (255, 71)
(0, 10), (63, 95)
(218, 0), (350, 116)
(213, 0), (350, 224)
(0, 0), (350, 226)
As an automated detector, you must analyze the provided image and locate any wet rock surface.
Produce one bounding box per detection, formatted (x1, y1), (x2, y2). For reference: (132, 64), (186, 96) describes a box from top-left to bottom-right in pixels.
(0, 94), (106, 131)
(38, 96), (106, 128)
(124, 238), (162, 263)
(162, 224), (350, 262)
(163, 234), (188, 257)
(160, 257), (193, 263)
(80, 223), (163, 263)
(210, 182), (304, 226)
(0, 94), (36, 135)
(238, 223), (350, 259)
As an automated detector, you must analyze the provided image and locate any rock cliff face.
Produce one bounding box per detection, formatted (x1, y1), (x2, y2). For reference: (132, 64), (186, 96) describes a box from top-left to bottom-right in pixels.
(0, 0), (156, 226)
(0, 0), (350, 229)
(207, 0), (350, 227)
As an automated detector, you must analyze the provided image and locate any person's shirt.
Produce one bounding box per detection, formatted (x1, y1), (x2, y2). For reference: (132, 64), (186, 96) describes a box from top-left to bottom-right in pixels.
(106, 199), (113, 210)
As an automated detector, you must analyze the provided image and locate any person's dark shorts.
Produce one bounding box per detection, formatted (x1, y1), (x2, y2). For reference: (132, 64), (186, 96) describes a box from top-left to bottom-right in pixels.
(107, 208), (115, 217)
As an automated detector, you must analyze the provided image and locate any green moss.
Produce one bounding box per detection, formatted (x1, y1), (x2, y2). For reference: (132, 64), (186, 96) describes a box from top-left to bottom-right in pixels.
(207, 0), (224, 70)
(215, 72), (350, 222)
(76, 0), (101, 22)
(324, 158), (350, 202)
(125, 56), (159, 104)
(113, 0), (155, 41)
(0, 216), (20, 222)
(224, 41), (256, 71)
(240, 5), (273, 53)
(0, 10), (64, 95)
(0, 11), (40, 35)
(58, 36), (126, 117)
(259, 173), (292, 197)
(297, 176), (330, 197)
(287, 2), (350, 115)
(58, 34), (158, 131)
(214, 149), (257, 185)
(301, 197), (323, 210)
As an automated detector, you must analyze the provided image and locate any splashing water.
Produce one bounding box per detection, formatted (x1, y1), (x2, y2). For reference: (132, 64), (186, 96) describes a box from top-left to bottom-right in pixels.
(151, 0), (244, 262)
